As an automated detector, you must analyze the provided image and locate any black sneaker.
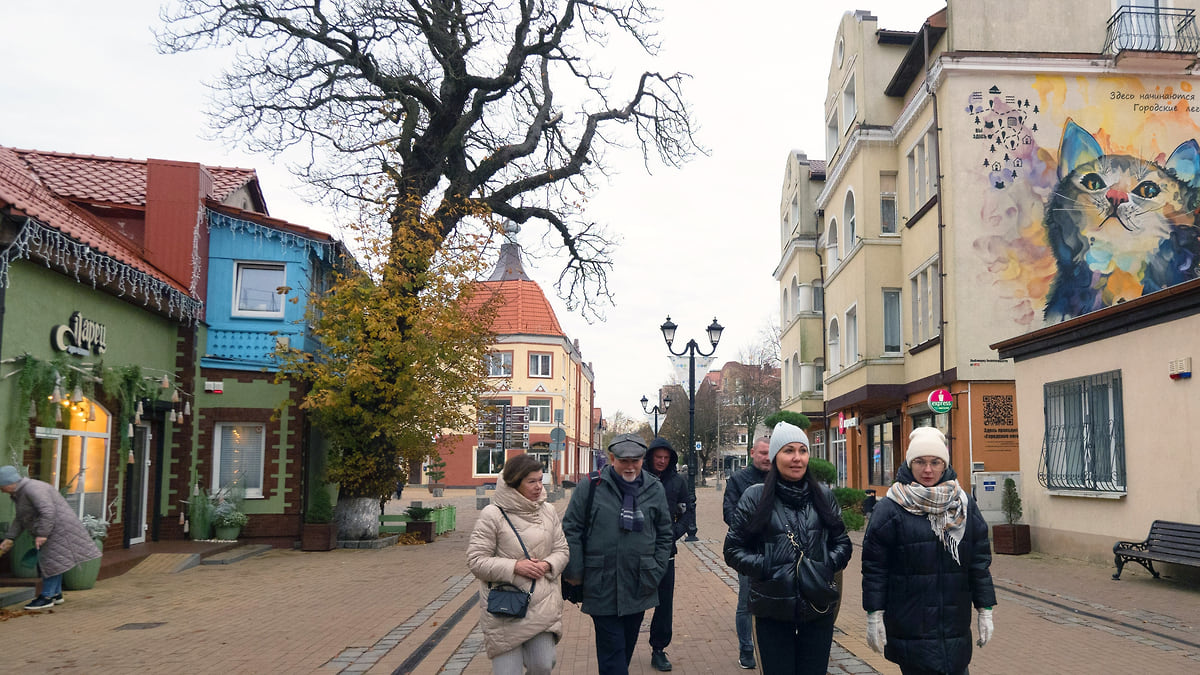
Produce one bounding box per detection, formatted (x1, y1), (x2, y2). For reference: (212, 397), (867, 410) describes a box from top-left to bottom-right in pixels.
(651, 650), (672, 672)
(52, 594), (64, 605)
(738, 649), (756, 669)
(24, 596), (55, 610)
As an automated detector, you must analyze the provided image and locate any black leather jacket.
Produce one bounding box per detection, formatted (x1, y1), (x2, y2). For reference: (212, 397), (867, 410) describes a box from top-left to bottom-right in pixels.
(723, 480), (853, 622)
(723, 464), (767, 526)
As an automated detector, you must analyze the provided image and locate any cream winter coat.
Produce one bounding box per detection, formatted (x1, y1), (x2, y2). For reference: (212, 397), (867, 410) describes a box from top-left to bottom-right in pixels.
(466, 478), (570, 659)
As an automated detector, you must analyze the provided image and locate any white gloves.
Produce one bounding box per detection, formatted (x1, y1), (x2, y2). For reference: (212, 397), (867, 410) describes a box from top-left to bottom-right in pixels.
(976, 607), (994, 647)
(866, 610), (887, 653)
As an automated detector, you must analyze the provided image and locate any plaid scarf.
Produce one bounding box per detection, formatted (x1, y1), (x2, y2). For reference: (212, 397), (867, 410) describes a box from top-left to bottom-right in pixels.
(617, 474), (645, 532)
(886, 479), (969, 565)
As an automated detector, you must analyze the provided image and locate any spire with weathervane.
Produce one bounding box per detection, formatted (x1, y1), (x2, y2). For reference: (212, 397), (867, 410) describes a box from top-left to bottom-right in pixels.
(488, 222), (532, 282)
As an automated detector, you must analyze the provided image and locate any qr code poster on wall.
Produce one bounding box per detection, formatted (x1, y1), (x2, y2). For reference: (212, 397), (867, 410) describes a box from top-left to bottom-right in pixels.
(969, 386), (1019, 457)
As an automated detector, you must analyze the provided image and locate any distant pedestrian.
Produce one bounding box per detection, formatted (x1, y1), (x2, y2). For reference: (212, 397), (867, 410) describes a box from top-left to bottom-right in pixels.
(644, 437), (696, 671)
(562, 434), (673, 675)
(0, 465), (101, 610)
(861, 427), (997, 675)
(467, 454), (570, 675)
(722, 435), (771, 669)
(724, 423), (852, 674)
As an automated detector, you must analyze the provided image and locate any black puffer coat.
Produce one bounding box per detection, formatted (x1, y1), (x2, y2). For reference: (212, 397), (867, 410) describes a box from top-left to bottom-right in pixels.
(647, 437), (695, 556)
(861, 465), (996, 674)
(724, 479), (852, 622)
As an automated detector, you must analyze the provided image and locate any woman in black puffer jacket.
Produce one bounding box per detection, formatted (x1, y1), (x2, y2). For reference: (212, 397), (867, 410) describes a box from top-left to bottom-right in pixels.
(862, 427), (997, 675)
(724, 422), (852, 674)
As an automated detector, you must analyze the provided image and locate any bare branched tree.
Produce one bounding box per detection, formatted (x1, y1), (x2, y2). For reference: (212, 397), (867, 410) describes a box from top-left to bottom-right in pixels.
(158, 0), (700, 317)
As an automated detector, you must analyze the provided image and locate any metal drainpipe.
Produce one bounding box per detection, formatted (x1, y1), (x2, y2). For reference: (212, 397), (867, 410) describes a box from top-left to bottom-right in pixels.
(815, 230), (829, 462)
(924, 23), (947, 386)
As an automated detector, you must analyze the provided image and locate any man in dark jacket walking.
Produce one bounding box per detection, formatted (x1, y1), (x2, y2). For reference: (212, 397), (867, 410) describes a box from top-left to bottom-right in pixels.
(644, 437), (695, 671)
(722, 435), (770, 669)
(563, 434), (673, 675)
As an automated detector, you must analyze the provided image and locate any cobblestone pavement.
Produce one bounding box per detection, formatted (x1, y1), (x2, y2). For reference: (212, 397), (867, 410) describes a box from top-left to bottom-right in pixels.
(2, 482), (1198, 674)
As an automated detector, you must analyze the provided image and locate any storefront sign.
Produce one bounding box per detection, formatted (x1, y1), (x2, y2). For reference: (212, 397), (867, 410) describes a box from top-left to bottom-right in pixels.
(928, 389), (953, 414)
(51, 312), (107, 356)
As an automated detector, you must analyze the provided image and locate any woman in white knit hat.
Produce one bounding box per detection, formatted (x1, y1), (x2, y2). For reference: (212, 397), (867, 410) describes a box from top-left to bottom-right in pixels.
(723, 421), (852, 674)
(861, 427), (997, 675)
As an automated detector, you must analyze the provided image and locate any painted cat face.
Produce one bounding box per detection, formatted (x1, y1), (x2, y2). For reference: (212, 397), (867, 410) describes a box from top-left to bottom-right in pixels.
(1054, 119), (1200, 275)
(1043, 119), (1200, 322)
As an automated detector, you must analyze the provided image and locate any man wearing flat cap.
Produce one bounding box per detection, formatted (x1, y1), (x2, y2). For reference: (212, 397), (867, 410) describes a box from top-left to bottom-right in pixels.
(563, 433), (673, 674)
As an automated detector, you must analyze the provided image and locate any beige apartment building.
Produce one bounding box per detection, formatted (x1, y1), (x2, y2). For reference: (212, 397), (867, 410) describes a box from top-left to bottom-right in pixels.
(787, 1), (1200, 562)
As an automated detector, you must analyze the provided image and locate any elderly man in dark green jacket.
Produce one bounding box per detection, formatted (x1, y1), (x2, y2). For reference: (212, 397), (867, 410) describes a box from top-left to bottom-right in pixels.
(563, 433), (673, 674)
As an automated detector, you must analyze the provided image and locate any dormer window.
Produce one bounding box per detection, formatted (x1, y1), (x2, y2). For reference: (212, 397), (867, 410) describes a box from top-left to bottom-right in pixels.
(233, 262), (286, 318)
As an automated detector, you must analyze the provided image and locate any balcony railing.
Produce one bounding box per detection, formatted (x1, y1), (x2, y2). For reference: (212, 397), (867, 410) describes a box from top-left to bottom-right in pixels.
(1104, 6), (1200, 55)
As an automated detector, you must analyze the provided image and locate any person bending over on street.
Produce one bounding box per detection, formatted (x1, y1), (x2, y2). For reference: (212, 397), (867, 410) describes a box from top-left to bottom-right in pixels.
(861, 427), (997, 675)
(643, 437), (695, 672)
(0, 465), (101, 610)
(723, 423), (852, 675)
(467, 454), (570, 675)
(562, 434), (673, 675)
(722, 435), (770, 670)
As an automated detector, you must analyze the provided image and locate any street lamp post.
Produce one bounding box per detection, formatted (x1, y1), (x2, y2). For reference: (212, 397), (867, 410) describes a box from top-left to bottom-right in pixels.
(660, 315), (723, 541)
(640, 393), (672, 436)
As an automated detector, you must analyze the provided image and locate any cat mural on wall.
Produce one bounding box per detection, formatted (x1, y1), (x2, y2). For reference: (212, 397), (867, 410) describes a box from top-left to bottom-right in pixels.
(1043, 119), (1200, 322)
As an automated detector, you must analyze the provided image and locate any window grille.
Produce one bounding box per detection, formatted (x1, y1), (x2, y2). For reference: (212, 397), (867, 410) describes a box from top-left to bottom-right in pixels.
(1039, 370), (1125, 492)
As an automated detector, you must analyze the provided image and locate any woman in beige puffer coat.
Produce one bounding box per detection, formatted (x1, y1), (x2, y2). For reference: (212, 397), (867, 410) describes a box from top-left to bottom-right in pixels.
(467, 454), (570, 675)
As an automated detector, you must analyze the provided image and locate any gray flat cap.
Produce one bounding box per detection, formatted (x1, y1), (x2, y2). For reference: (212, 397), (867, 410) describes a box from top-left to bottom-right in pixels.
(608, 433), (648, 459)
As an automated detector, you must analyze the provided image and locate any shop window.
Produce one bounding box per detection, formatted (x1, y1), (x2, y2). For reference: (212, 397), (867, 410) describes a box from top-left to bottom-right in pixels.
(867, 420), (895, 486)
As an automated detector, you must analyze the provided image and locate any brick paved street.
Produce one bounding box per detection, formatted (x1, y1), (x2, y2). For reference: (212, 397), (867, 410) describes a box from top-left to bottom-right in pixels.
(2, 482), (1198, 673)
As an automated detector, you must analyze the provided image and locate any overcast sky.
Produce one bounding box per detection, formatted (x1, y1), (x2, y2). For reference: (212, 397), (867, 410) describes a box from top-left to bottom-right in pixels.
(0, 0), (945, 424)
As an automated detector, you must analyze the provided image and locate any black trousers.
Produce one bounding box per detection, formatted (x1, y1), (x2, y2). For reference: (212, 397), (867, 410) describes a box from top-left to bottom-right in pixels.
(592, 612), (645, 675)
(649, 558), (676, 650)
(754, 614), (836, 675)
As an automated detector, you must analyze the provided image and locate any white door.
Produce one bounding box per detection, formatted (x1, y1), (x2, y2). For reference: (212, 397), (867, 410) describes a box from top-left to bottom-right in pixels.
(128, 426), (152, 545)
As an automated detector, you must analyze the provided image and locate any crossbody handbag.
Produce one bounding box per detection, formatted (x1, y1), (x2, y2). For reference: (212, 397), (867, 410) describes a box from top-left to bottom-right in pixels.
(561, 471), (600, 604)
(486, 507), (535, 619)
(784, 508), (840, 622)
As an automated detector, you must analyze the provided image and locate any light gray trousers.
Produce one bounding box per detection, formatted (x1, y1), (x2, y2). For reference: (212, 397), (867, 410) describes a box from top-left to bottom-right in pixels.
(491, 631), (557, 675)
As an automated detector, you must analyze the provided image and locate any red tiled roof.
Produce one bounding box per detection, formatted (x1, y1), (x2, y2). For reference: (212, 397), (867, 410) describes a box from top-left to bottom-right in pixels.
(0, 147), (187, 293)
(474, 279), (565, 337)
(10, 149), (257, 207)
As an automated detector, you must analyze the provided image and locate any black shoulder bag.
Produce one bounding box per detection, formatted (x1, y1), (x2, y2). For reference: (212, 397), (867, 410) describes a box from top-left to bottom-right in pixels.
(785, 506), (840, 622)
(486, 507), (534, 619)
(561, 471), (599, 604)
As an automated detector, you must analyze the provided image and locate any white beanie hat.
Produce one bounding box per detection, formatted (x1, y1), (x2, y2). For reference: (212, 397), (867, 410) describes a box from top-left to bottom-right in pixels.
(906, 427), (949, 466)
(768, 421), (810, 463)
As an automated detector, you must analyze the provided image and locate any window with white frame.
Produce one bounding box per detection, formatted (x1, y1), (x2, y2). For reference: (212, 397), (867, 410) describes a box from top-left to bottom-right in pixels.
(1042, 371), (1125, 492)
(828, 318), (841, 372)
(234, 262), (286, 317)
(487, 351), (513, 377)
(826, 110), (840, 158)
(528, 398), (552, 423)
(812, 281), (824, 314)
(883, 288), (901, 354)
(529, 352), (552, 378)
(906, 127), (938, 212)
(814, 358), (824, 392)
(827, 218), (840, 263)
(213, 423), (265, 498)
(738, 432), (749, 445)
(845, 305), (858, 365)
(791, 276), (801, 316)
(910, 260), (941, 345)
(781, 288), (790, 322)
(844, 192), (856, 250)
(842, 75), (856, 132)
(880, 172), (898, 234)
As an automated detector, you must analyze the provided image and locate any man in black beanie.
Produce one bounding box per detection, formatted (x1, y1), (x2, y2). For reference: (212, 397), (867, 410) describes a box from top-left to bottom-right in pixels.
(644, 437), (695, 671)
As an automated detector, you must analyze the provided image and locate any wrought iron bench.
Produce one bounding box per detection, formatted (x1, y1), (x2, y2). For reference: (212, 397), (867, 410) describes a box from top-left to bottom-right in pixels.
(1112, 520), (1200, 580)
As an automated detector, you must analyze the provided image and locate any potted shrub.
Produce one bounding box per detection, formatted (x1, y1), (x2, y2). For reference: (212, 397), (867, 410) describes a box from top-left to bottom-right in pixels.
(992, 477), (1031, 555)
(405, 505), (436, 543)
(426, 455), (447, 497)
(187, 485), (214, 541)
(63, 515), (107, 590)
(302, 485), (338, 551)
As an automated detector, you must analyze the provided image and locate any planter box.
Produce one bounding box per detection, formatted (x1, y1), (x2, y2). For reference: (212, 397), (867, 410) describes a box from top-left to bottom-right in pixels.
(63, 540), (104, 590)
(408, 520), (436, 543)
(301, 523), (338, 551)
(993, 523), (1032, 555)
